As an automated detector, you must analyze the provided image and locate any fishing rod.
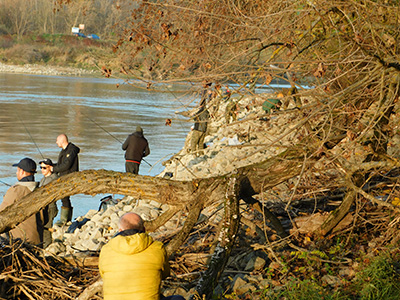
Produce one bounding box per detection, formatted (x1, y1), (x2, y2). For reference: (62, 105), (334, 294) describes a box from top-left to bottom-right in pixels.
(18, 115), (44, 159)
(83, 113), (152, 167)
(0, 180), (11, 187)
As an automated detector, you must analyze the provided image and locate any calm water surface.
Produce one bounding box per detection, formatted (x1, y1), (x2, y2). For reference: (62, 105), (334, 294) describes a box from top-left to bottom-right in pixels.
(0, 73), (193, 217)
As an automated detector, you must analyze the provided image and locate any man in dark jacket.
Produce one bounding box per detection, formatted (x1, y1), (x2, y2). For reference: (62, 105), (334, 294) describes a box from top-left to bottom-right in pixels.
(122, 126), (150, 174)
(51, 134), (80, 225)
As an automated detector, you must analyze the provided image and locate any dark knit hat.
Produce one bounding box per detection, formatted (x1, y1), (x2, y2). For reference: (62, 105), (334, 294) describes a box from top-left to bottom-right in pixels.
(136, 126), (143, 133)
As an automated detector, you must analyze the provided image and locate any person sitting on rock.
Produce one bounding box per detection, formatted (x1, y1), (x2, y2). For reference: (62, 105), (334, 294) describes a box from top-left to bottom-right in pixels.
(99, 212), (185, 300)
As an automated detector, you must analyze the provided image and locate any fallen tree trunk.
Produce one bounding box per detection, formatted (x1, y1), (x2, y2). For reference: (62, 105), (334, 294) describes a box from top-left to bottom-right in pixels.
(0, 170), (196, 234)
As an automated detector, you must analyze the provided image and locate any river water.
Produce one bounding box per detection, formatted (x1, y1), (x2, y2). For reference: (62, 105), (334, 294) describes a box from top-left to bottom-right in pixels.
(0, 73), (193, 218)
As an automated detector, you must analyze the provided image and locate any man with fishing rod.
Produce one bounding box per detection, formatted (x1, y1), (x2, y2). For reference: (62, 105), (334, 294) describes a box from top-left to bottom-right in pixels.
(50, 134), (80, 225)
(39, 158), (58, 248)
(0, 158), (44, 246)
(122, 126), (150, 175)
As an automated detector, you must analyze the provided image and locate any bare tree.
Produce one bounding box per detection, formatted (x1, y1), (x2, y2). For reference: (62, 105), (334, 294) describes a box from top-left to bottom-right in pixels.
(2, 0), (35, 38)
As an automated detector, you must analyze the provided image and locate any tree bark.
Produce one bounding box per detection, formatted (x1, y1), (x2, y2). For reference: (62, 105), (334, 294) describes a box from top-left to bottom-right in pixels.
(189, 176), (240, 300)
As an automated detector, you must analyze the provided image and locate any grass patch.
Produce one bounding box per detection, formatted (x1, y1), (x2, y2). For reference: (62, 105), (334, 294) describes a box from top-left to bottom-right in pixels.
(236, 250), (400, 300)
(0, 33), (116, 69)
(262, 279), (345, 300)
(355, 251), (400, 300)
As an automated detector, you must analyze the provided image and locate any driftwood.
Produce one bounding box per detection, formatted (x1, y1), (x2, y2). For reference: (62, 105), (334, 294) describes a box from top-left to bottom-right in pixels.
(0, 239), (93, 299)
(76, 278), (103, 300)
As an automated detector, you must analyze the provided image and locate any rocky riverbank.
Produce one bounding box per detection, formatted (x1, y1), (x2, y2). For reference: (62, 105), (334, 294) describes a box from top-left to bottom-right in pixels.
(45, 90), (290, 298)
(0, 62), (97, 77)
(42, 83), (400, 298)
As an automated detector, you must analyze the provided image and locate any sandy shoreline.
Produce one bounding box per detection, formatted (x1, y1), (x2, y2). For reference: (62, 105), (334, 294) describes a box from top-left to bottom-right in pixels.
(0, 62), (99, 77)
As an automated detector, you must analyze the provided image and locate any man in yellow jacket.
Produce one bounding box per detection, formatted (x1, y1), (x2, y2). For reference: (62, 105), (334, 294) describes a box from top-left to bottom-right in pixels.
(99, 212), (185, 300)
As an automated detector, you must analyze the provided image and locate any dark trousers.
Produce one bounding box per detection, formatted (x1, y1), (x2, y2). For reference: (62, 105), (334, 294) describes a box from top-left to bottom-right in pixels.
(190, 129), (206, 155)
(162, 296), (185, 300)
(125, 161), (140, 174)
(61, 196), (72, 208)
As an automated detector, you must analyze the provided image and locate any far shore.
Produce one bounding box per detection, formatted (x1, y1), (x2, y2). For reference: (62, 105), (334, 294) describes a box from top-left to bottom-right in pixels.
(0, 62), (100, 77)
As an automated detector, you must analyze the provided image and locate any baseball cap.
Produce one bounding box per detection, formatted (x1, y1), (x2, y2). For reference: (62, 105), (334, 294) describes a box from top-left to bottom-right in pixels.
(12, 158), (37, 173)
(39, 158), (54, 166)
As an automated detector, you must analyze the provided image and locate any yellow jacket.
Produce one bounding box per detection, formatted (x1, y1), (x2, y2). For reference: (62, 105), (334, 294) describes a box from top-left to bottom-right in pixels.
(99, 231), (170, 300)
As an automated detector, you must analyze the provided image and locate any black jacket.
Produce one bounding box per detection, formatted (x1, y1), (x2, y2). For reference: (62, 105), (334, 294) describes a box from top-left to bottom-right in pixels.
(122, 132), (150, 162)
(53, 142), (80, 176)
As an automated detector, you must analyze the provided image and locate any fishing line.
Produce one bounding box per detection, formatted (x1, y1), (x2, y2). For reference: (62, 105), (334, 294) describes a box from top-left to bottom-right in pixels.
(18, 115), (44, 159)
(83, 113), (153, 167)
(84, 113), (123, 144)
(165, 85), (195, 133)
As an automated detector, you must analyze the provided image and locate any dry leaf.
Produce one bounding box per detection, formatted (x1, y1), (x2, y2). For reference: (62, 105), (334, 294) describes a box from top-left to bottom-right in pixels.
(313, 63), (326, 78)
(265, 73), (273, 85)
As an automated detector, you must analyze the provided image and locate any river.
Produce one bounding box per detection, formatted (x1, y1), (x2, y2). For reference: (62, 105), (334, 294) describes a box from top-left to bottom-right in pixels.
(0, 73), (193, 218)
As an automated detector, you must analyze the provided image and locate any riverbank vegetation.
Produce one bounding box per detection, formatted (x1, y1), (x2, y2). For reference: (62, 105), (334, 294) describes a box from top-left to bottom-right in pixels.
(0, 0), (130, 40)
(0, 34), (118, 71)
(0, 0), (130, 71)
(2, 0), (400, 299)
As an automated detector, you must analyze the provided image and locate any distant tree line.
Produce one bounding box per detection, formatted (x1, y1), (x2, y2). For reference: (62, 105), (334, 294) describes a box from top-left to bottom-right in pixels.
(0, 0), (132, 39)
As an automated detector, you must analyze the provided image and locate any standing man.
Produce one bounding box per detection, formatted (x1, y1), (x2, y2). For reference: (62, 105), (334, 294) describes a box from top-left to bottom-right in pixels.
(190, 104), (210, 156)
(99, 212), (184, 300)
(39, 158), (58, 248)
(0, 158), (43, 245)
(51, 134), (80, 225)
(122, 126), (150, 174)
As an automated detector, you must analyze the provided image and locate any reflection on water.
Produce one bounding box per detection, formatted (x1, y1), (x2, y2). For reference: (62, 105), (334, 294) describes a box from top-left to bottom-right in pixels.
(0, 73), (193, 217)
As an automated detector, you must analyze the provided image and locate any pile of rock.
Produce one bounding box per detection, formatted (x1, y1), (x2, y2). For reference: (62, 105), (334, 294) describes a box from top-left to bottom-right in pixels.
(160, 93), (302, 181)
(46, 196), (171, 256)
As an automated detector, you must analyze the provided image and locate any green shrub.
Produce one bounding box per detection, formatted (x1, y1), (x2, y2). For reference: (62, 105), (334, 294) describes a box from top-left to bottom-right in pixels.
(260, 279), (345, 300)
(0, 25), (10, 35)
(356, 252), (400, 300)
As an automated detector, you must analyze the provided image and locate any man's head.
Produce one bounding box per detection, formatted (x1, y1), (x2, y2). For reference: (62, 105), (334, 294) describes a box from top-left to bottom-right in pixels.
(39, 158), (54, 177)
(13, 158), (36, 180)
(136, 126), (143, 134)
(118, 212), (145, 232)
(56, 134), (69, 149)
